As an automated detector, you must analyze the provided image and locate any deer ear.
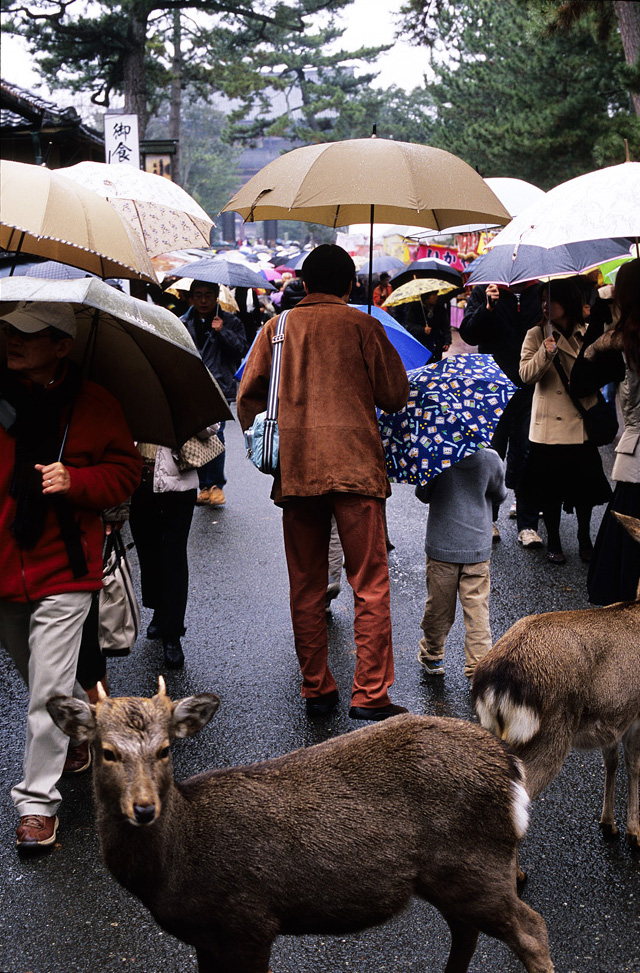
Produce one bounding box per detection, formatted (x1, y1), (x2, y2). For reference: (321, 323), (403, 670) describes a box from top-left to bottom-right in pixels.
(171, 694), (220, 739)
(47, 696), (96, 741)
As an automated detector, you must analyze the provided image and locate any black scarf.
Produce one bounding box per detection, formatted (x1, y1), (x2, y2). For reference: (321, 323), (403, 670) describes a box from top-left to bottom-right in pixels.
(2, 361), (88, 577)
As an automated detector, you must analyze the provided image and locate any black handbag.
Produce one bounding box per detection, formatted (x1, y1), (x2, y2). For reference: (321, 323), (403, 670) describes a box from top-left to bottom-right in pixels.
(552, 357), (618, 447)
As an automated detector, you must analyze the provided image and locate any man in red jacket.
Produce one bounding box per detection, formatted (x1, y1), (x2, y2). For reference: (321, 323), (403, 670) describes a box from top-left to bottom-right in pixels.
(0, 301), (142, 853)
(238, 246), (410, 721)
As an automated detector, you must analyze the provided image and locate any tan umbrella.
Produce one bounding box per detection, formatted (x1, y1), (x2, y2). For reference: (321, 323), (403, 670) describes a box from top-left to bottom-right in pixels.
(0, 160), (157, 284)
(383, 277), (459, 307)
(58, 161), (214, 257)
(221, 136), (510, 310)
(0, 276), (232, 446)
(221, 138), (510, 230)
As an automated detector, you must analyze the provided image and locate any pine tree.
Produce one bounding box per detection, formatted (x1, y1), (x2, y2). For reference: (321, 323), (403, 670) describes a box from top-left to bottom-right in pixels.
(398, 0), (637, 186)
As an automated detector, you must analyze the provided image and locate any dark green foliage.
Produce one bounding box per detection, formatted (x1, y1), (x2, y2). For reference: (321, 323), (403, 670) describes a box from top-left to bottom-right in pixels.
(397, 0), (638, 187)
(0, 0), (363, 136)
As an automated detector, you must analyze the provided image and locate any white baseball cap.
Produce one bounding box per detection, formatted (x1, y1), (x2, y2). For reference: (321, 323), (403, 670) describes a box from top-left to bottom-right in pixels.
(1, 301), (77, 338)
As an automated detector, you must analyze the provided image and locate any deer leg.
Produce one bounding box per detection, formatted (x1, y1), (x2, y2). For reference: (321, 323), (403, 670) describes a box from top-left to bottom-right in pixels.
(481, 896), (554, 973)
(442, 917), (478, 973)
(622, 719), (640, 847)
(600, 740), (620, 840)
(512, 720), (577, 802)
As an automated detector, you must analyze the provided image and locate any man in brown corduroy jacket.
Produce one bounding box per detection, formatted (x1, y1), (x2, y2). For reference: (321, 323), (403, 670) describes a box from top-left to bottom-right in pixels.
(238, 245), (409, 721)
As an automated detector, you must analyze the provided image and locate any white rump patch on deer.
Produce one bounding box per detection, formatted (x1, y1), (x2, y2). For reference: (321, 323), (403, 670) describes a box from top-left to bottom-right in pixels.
(510, 779), (530, 840)
(476, 688), (541, 745)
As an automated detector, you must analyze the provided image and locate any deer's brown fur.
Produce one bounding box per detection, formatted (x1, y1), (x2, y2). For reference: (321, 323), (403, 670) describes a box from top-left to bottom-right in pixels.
(473, 512), (640, 862)
(48, 684), (553, 973)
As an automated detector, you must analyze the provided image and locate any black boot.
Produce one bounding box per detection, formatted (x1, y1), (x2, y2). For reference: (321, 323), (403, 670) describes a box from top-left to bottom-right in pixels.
(146, 612), (163, 640)
(163, 639), (184, 669)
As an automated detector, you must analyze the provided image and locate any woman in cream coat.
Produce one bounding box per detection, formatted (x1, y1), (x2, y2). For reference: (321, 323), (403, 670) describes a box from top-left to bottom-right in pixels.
(519, 278), (611, 564)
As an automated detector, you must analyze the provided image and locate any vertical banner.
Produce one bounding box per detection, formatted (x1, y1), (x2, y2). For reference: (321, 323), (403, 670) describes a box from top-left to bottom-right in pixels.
(104, 114), (140, 167)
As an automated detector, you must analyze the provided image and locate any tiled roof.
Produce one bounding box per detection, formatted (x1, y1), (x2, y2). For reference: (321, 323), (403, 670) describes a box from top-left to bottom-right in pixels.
(0, 78), (102, 143)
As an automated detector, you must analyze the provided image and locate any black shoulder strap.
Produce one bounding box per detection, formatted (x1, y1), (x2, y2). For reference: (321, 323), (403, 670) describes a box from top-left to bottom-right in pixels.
(551, 354), (590, 420)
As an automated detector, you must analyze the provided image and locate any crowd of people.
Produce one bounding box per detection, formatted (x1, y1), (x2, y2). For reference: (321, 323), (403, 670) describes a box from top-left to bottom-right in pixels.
(0, 235), (638, 856)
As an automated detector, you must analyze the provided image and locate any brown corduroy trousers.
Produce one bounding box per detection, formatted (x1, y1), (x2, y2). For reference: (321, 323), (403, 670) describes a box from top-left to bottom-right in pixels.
(282, 493), (394, 707)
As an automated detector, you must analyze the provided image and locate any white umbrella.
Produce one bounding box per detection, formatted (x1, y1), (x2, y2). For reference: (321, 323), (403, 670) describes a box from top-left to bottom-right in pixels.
(0, 277), (232, 447)
(58, 162), (215, 257)
(489, 162), (640, 250)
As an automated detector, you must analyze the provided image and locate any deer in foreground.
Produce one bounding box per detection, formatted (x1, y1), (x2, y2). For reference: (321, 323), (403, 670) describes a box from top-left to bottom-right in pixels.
(47, 679), (554, 973)
(473, 512), (640, 879)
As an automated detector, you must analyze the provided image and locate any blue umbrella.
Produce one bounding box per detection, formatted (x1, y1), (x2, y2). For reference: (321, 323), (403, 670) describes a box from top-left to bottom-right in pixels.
(378, 354), (516, 485)
(351, 305), (431, 370)
(466, 238), (631, 286)
(235, 304), (430, 380)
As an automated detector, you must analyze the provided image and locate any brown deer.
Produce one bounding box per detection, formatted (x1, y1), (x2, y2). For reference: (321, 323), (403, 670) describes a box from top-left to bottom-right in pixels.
(472, 512), (640, 876)
(47, 679), (554, 973)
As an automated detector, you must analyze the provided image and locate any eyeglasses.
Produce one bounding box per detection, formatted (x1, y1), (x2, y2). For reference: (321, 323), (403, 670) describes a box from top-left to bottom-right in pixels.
(2, 324), (54, 341)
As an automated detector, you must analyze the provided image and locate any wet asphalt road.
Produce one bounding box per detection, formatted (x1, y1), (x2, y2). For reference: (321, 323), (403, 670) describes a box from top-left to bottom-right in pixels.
(0, 410), (638, 973)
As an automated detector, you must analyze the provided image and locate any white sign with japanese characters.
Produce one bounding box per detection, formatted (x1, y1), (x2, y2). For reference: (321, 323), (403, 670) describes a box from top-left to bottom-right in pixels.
(104, 114), (140, 167)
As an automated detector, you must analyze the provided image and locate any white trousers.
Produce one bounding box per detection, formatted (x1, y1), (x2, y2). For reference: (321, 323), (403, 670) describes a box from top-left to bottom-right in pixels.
(0, 592), (92, 817)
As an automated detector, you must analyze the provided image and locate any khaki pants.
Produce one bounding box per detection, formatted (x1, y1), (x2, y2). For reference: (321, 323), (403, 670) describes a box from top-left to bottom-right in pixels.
(418, 557), (492, 678)
(0, 592), (92, 816)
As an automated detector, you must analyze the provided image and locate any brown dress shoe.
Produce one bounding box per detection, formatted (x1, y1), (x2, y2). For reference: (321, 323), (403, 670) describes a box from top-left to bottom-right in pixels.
(16, 814), (59, 852)
(348, 703), (409, 721)
(207, 486), (226, 506)
(196, 487), (212, 505)
(63, 740), (92, 774)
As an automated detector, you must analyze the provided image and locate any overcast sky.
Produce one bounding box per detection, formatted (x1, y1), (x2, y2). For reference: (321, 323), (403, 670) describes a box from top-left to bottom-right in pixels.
(1, 0), (428, 98)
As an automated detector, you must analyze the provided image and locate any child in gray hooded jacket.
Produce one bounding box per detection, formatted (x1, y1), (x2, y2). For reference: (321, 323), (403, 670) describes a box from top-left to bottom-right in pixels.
(416, 447), (506, 678)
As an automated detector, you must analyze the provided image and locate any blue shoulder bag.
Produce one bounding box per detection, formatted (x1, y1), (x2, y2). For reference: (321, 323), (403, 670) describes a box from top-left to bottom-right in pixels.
(244, 310), (289, 474)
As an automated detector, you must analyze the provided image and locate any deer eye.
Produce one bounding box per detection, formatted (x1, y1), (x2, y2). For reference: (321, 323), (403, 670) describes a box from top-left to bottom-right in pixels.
(158, 745), (170, 760)
(102, 748), (118, 762)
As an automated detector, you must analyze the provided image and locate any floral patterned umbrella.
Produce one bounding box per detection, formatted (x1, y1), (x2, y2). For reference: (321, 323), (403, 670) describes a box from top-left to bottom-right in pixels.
(378, 354), (516, 485)
(58, 161), (214, 257)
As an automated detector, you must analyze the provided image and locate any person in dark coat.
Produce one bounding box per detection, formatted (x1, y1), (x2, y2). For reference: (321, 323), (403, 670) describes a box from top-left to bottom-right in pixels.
(181, 281), (247, 507)
(460, 282), (543, 546)
(403, 291), (451, 362)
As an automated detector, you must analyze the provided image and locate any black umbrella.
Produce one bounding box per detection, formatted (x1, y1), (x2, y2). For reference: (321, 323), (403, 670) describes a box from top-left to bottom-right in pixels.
(356, 254), (406, 278)
(174, 256), (275, 291)
(391, 258), (463, 289)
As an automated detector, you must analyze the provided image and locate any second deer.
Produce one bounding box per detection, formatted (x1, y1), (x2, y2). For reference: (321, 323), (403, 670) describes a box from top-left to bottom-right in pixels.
(473, 512), (640, 873)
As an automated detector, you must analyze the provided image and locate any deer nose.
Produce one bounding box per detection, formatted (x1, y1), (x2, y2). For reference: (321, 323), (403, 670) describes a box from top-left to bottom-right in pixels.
(133, 803), (157, 825)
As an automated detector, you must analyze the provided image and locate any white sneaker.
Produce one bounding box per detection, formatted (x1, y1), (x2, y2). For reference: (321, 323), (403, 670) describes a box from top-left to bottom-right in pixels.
(518, 529), (543, 548)
(508, 502), (517, 519)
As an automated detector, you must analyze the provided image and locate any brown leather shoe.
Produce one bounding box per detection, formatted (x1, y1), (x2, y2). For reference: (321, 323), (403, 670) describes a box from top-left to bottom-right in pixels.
(349, 703), (409, 721)
(16, 814), (59, 852)
(207, 486), (226, 506)
(63, 740), (92, 774)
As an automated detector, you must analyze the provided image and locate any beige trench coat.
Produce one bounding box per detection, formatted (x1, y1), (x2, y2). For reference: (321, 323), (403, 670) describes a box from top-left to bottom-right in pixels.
(237, 293), (409, 504)
(520, 323), (597, 445)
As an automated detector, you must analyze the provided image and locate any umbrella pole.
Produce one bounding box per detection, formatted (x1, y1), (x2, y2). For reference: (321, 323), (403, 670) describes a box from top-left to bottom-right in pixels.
(8, 231), (25, 276)
(367, 203), (374, 314)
